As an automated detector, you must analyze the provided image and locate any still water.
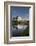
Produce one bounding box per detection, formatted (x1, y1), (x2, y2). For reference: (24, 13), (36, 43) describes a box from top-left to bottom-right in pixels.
(11, 25), (29, 37)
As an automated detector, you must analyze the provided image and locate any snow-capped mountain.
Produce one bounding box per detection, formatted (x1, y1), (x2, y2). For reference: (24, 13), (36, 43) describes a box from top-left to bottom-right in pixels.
(17, 16), (29, 21)
(17, 16), (22, 21)
(12, 16), (29, 29)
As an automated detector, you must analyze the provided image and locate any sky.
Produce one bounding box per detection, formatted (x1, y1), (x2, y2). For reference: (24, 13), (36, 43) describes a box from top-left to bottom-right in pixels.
(10, 6), (29, 19)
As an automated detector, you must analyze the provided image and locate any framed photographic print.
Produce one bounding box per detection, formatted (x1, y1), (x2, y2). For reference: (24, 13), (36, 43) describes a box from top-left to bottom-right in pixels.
(4, 1), (35, 44)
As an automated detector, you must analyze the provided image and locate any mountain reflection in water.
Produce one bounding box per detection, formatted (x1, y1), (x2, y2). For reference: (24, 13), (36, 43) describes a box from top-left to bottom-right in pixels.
(11, 25), (29, 37)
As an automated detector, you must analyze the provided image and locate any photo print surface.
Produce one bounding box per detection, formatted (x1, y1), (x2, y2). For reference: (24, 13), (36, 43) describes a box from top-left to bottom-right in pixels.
(10, 6), (30, 37)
